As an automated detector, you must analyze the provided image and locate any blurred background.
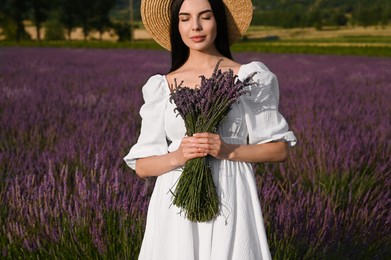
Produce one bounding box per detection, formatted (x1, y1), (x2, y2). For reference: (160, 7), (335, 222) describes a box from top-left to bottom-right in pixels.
(0, 0), (390, 55)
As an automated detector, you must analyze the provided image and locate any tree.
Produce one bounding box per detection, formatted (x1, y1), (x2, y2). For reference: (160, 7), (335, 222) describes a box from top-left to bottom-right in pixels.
(381, 4), (391, 27)
(57, 0), (79, 40)
(30, 0), (51, 41)
(44, 10), (65, 40)
(353, 4), (381, 27)
(332, 10), (348, 27)
(0, 0), (30, 41)
(91, 0), (116, 40)
(308, 9), (323, 30)
(76, 0), (95, 40)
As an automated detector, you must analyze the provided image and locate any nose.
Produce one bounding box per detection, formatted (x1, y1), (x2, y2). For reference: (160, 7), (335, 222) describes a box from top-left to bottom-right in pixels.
(192, 19), (202, 31)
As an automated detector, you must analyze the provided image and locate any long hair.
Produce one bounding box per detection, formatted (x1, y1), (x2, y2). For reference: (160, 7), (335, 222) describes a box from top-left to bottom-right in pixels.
(169, 0), (233, 73)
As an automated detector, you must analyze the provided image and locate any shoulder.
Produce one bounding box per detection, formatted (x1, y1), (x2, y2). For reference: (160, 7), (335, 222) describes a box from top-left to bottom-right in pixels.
(142, 74), (169, 103)
(238, 61), (276, 82)
(165, 70), (184, 90)
(239, 61), (280, 102)
(219, 59), (242, 74)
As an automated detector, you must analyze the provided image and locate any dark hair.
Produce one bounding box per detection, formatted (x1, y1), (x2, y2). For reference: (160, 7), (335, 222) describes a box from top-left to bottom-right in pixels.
(169, 0), (233, 72)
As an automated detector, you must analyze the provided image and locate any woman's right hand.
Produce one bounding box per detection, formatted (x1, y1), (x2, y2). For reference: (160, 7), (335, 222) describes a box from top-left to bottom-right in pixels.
(173, 136), (208, 166)
(135, 136), (207, 178)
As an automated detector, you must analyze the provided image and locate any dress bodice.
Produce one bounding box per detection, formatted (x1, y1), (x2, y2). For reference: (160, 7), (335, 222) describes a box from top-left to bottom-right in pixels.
(124, 61), (296, 170)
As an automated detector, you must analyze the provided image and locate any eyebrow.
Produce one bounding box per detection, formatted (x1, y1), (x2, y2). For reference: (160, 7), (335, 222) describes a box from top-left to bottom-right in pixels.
(178, 10), (213, 16)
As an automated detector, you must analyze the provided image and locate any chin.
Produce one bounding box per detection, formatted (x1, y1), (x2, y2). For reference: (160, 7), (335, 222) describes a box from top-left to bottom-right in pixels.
(187, 43), (216, 52)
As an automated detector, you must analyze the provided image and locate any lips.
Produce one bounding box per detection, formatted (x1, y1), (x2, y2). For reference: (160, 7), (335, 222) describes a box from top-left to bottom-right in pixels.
(191, 35), (206, 43)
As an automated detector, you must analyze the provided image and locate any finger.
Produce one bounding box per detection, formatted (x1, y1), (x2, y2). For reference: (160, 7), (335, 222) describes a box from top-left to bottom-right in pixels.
(184, 146), (208, 155)
(195, 139), (221, 150)
(182, 136), (197, 143)
(194, 133), (221, 142)
(193, 132), (214, 138)
(182, 137), (203, 148)
(186, 150), (207, 159)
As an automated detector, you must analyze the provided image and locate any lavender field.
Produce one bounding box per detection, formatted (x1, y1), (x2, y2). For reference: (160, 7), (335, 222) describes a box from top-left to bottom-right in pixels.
(0, 47), (390, 259)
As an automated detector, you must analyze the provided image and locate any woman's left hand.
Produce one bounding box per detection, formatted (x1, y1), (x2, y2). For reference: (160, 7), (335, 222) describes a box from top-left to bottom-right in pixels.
(192, 132), (234, 160)
(193, 132), (289, 163)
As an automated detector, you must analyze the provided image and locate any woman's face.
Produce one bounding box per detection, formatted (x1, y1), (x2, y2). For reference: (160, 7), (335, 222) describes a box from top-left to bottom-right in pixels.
(178, 0), (217, 52)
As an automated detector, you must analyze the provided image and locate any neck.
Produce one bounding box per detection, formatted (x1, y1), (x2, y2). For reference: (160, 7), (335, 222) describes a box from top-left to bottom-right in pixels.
(186, 47), (225, 69)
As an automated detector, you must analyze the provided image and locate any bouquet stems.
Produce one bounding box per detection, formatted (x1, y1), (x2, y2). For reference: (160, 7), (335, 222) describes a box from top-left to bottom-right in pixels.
(173, 156), (219, 222)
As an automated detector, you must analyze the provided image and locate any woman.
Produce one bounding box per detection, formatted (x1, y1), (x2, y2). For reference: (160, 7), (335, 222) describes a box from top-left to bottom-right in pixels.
(124, 0), (297, 259)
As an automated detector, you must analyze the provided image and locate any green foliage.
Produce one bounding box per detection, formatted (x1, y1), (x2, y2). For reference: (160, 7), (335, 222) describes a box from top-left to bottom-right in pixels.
(0, 39), (163, 49)
(90, 0), (116, 39)
(103, 211), (144, 258)
(0, 0), (31, 41)
(0, 16), (31, 41)
(44, 12), (65, 41)
(31, 0), (52, 41)
(57, 0), (79, 40)
(231, 41), (391, 57)
(251, 0), (391, 28)
(110, 0), (141, 21)
(1, 38), (391, 57)
(112, 22), (132, 42)
(1, 212), (144, 259)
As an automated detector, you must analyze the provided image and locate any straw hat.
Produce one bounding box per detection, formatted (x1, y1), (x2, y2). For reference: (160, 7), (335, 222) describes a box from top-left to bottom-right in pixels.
(141, 0), (253, 51)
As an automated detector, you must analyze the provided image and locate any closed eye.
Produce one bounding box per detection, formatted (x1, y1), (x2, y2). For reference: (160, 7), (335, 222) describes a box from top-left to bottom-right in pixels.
(179, 14), (190, 22)
(179, 9), (213, 21)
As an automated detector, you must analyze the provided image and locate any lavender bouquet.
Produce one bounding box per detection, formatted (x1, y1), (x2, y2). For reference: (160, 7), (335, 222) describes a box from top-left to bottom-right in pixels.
(169, 61), (256, 222)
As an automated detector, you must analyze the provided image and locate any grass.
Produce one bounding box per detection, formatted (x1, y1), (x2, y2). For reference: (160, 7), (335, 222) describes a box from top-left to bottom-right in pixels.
(287, 35), (391, 44)
(233, 41), (391, 57)
(2, 212), (145, 259)
(0, 40), (164, 50)
(1, 38), (391, 57)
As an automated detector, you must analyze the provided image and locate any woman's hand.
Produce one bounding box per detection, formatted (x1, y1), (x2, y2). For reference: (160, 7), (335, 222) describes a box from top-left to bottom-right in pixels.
(192, 133), (233, 160)
(136, 133), (288, 178)
(193, 132), (289, 163)
(174, 132), (289, 167)
(173, 136), (208, 166)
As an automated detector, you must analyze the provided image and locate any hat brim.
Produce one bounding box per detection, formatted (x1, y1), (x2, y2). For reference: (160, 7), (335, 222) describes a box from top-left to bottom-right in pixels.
(141, 0), (253, 51)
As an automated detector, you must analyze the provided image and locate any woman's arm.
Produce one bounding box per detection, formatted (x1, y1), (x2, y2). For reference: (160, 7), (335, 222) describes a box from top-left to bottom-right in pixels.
(136, 132), (289, 178)
(193, 132), (289, 163)
(135, 136), (207, 178)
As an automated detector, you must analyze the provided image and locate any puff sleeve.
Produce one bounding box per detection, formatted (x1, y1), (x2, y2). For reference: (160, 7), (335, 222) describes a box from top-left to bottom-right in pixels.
(240, 62), (297, 146)
(123, 75), (169, 170)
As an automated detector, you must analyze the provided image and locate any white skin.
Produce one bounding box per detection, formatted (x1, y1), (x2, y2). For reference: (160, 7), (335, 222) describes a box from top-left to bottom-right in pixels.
(135, 0), (288, 178)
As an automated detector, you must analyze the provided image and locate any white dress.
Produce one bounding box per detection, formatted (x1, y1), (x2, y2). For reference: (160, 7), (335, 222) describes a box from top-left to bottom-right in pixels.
(124, 61), (297, 260)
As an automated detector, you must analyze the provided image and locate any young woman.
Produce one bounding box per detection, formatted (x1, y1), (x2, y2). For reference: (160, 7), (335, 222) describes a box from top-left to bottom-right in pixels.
(124, 0), (297, 259)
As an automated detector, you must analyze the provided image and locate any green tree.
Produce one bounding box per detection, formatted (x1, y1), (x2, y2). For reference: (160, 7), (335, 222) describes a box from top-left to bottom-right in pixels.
(57, 0), (79, 40)
(44, 10), (65, 40)
(113, 22), (131, 41)
(309, 9), (323, 30)
(381, 4), (391, 26)
(30, 0), (51, 41)
(76, 0), (95, 40)
(91, 0), (116, 40)
(332, 10), (348, 27)
(0, 0), (30, 41)
(353, 4), (383, 27)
